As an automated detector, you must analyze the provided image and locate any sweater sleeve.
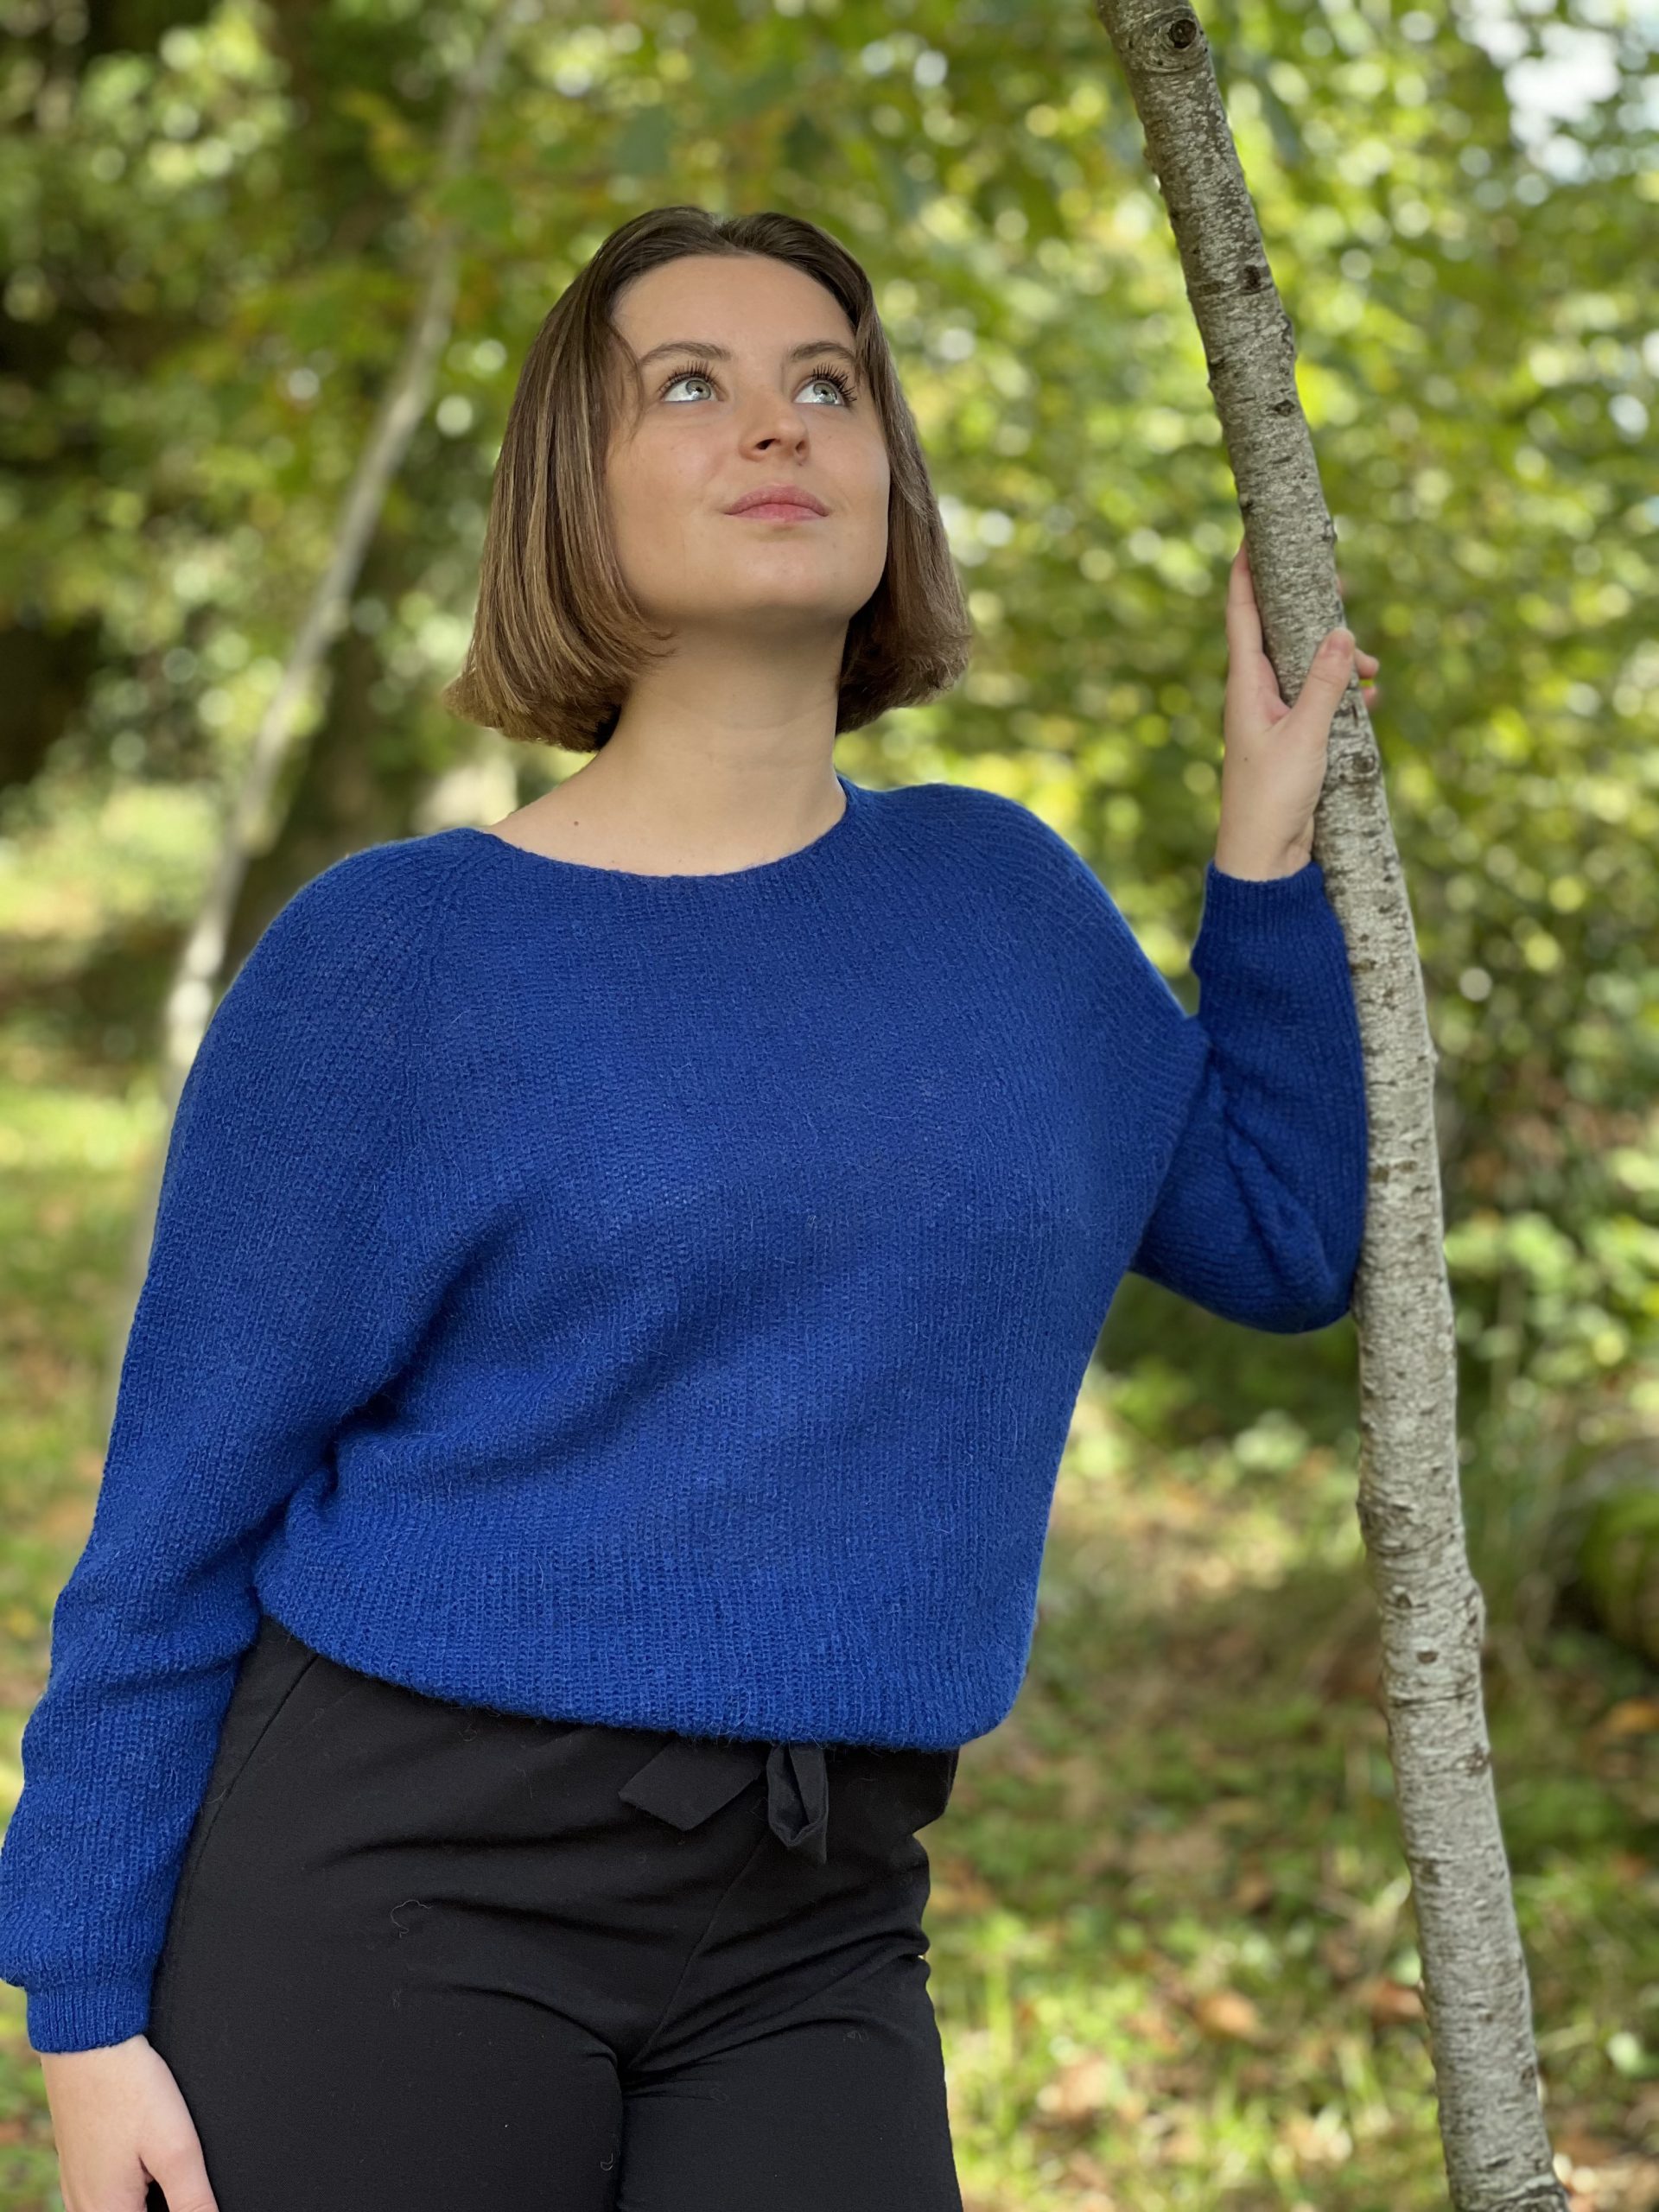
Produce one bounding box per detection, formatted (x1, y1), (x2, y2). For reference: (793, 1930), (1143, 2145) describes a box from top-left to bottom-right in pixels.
(1122, 858), (1369, 1332)
(0, 851), (436, 2055)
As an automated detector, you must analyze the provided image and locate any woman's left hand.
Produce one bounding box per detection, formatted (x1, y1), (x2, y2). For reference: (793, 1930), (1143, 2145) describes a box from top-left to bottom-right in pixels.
(1214, 540), (1381, 880)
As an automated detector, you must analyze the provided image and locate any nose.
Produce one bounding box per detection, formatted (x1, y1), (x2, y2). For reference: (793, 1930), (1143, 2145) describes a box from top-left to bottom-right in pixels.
(737, 391), (814, 453)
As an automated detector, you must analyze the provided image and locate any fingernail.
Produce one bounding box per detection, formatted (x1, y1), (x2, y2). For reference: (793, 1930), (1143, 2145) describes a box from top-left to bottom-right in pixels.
(1330, 627), (1353, 652)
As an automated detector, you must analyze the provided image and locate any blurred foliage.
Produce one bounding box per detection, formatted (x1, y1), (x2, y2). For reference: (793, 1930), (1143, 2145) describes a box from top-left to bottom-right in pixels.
(1580, 1484), (1659, 1664)
(1, 0), (1656, 2201)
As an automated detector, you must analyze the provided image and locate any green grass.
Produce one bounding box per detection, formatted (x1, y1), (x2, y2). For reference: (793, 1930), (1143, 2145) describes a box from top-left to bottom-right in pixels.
(930, 1383), (1659, 2210)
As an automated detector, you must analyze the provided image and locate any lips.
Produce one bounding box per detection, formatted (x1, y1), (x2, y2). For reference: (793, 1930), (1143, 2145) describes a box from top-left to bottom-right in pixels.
(724, 485), (829, 518)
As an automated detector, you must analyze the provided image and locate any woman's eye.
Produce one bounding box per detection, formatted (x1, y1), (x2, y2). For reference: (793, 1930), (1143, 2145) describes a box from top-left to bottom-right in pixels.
(659, 368), (855, 406)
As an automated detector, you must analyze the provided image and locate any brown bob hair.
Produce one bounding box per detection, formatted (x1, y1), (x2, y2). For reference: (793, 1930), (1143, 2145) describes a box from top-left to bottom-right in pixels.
(437, 205), (974, 753)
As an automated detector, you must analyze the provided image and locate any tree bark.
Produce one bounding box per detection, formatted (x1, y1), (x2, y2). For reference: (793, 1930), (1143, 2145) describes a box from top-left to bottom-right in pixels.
(1090, 4), (1567, 2207)
(104, 0), (531, 1427)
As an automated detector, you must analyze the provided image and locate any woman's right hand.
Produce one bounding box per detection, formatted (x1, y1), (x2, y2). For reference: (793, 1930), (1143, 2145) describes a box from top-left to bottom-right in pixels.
(40, 2037), (218, 2212)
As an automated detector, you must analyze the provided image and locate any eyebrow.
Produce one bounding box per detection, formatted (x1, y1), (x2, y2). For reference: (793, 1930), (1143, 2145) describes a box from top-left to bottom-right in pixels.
(632, 339), (858, 373)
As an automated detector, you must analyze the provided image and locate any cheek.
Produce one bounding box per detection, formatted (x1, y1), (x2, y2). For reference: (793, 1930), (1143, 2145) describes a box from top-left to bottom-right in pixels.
(610, 425), (703, 502)
(855, 442), (892, 514)
(628, 440), (725, 539)
(607, 448), (702, 566)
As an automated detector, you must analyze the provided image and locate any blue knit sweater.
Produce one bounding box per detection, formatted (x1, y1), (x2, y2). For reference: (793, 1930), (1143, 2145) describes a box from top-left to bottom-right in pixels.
(0, 772), (1368, 2054)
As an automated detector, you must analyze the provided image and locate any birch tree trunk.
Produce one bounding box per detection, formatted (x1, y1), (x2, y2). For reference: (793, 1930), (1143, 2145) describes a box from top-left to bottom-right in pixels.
(104, 0), (531, 1427)
(1090, 4), (1568, 2207)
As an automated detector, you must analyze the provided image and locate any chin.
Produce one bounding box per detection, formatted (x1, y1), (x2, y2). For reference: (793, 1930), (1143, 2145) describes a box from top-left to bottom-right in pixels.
(668, 583), (866, 626)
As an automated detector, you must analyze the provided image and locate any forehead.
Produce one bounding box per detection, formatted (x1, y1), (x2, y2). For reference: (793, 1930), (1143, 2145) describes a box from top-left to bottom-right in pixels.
(612, 253), (855, 350)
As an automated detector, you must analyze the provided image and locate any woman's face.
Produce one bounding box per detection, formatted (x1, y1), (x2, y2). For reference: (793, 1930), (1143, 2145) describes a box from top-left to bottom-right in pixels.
(604, 253), (892, 649)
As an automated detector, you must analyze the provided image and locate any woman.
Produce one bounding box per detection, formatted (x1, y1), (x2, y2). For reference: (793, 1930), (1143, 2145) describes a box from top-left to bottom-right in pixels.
(0, 206), (1376, 2210)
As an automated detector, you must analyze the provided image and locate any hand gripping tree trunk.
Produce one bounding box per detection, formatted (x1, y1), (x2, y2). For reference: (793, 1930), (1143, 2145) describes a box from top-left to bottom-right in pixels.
(1090, 5), (1567, 2209)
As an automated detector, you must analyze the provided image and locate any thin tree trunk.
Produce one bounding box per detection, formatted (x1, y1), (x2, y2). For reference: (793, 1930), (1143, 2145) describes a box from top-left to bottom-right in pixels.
(1090, 4), (1567, 2207)
(104, 0), (531, 1429)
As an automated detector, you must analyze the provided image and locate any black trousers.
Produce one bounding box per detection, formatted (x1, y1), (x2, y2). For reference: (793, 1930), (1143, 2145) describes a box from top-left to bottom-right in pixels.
(143, 1612), (963, 2211)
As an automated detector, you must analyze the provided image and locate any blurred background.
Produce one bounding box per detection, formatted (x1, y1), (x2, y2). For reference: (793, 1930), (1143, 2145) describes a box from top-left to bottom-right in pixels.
(2, 0), (1656, 2203)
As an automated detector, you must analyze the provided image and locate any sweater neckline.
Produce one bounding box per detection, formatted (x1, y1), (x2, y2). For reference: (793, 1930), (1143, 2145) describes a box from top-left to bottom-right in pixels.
(441, 771), (865, 892)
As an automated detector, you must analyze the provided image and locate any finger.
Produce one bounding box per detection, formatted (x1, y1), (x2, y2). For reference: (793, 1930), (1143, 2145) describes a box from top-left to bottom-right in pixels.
(1291, 626), (1357, 725)
(149, 2153), (222, 2212)
(1226, 543), (1264, 663)
(148, 2139), (220, 2212)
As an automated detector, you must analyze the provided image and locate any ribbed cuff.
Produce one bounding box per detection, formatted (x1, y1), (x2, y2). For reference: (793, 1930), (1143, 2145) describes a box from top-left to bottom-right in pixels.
(1192, 858), (1339, 969)
(1203, 854), (1326, 915)
(25, 1975), (152, 2056)
(1188, 857), (1361, 1050)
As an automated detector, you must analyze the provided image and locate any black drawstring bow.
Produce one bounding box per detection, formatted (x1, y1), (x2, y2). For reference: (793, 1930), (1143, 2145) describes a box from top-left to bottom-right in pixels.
(617, 1735), (830, 1864)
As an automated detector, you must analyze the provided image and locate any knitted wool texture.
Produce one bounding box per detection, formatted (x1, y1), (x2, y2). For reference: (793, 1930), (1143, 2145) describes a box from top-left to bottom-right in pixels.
(0, 772), (1368, 2053)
